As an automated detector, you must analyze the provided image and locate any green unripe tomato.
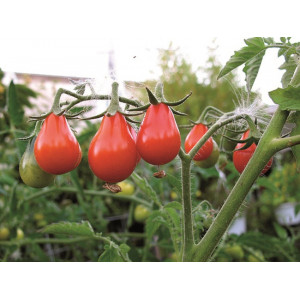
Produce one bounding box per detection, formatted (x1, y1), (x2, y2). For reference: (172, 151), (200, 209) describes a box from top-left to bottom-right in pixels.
(0, 227), (10, 240)
(247, 250), (264, 262)
(194, 140), (219, 169)
(224, 244), (244, 261)
(134, 205), (151, 223)
(118, 181), (135, 195)
(16, 228), (24, 240)
(19, 137), (55, 188)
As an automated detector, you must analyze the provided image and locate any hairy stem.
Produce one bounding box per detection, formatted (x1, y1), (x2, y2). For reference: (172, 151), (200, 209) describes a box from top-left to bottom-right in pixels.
(192, 108), (289, 261)
(181, 158), (195, 261)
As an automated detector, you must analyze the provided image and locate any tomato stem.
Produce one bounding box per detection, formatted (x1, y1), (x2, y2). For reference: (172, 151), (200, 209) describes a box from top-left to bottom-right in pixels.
(106, 82), (120, 116)
(192, 107), (290, 261)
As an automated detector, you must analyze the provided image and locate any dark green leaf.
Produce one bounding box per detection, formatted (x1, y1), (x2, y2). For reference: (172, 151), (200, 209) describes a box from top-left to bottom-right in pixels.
(243, 50), (265, 92)
(269, 85), (300, 111)
(41, 221), (95, 237)
(273, 222), (288, 240)
(7, 81), (24, 126)
(218, 38), (266, 79)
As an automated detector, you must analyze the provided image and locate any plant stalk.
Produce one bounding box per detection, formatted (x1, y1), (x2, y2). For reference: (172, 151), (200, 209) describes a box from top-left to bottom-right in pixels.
(192, 107), (290, 261)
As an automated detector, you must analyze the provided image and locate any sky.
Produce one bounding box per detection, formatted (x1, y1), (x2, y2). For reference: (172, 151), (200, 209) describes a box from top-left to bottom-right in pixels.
(1, 0), (299, 104)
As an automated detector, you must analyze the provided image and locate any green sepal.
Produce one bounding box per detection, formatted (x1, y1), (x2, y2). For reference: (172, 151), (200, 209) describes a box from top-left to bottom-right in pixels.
(127, 103), (150, 112)
(125, 117), (141, 124)
(170, 107), (188, 117)
(79, 110), (107, 121)
(146, 87), (160, 105)
(163, 91), (192, 106)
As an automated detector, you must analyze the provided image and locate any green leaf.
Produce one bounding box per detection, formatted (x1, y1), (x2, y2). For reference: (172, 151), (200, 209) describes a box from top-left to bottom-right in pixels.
(164, 201), (182, 210)
(269, 85), (300, 111)
(98, 244), (124, 262)
(279, 58), (297, 88)
(164, 207), (182, 251)
(41, 221), (95, 237)
(218, 38), (266, 79)
(7, 81), (24, 126)
(273, 222), (288, 240)
(98, 243), (131, 262)
(165, 173), (182, 197)
(256, 177), (281, 193)
(132, 172), (160, 205)
(243, 50), (265, 92)
(145, 211), (166, 239)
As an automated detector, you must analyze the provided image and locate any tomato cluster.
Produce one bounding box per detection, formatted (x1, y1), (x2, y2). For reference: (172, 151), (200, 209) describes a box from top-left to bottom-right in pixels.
(19, 85), (269, 190)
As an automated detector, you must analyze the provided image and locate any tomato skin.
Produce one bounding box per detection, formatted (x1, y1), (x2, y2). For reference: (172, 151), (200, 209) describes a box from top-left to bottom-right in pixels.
(128, 123), (141, 164)
(185, 123), (213, 161)
(233, 130), (273, 175)
(20, 137), (56, 188)
(88, 112), (138, 183)
(34, 113), (82, 175)
(195, 139), (219, 168)
(136, 103), (181, 166)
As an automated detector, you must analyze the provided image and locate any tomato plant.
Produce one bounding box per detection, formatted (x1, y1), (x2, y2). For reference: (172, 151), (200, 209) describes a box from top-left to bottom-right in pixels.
(88, 112), (138, 183)
(34, 113), (82, 175)
(185, 123), (213, 161)
(19, 137), (55, 188)
(233, 130), (273, 175)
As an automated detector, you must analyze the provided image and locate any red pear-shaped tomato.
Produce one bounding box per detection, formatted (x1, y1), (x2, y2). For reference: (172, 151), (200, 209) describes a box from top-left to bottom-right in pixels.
(128, 123), (141, 164)
(136, 103), (181, 166)
(88, 112), (138, 183)
(34, 113), (82, 175)
(184, 123), (213, 161)
(233, 130), (273, 175)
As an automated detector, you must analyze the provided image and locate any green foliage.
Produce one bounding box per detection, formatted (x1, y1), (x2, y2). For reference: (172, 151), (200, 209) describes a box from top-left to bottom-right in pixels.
(269, 85), (300, 111)
(41, 221), (95, 237)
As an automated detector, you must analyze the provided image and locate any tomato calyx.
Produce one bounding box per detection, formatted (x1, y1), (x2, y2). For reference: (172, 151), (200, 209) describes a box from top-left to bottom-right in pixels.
(128, 82), (192, 116)
(153, 170), (166, 178)
(103, 182), (122, 193)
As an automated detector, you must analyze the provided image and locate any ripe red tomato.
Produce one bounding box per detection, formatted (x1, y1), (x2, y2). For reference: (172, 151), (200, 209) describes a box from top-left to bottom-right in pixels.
(128, 123), (141, 164)
(184, 123), (213, 161)
(233, 130), (273, 175)
(34, 113), (82, 175)
(136, 103), (181, 165)
(88, 112), (138, 183)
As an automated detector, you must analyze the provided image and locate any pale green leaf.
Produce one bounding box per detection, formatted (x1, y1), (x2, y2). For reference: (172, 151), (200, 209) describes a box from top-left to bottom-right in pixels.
(269, 85), (300, 111)
(41, 221), (95, 237)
